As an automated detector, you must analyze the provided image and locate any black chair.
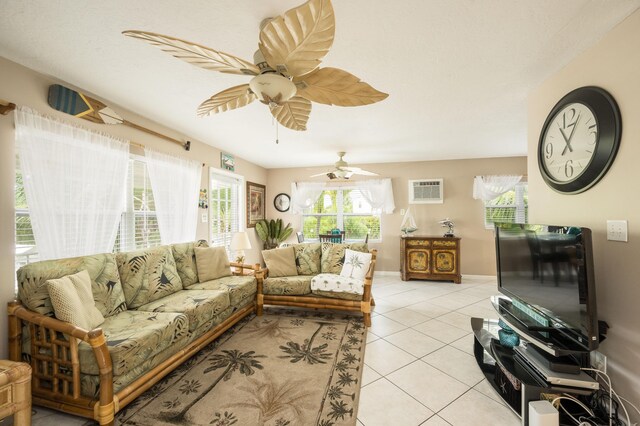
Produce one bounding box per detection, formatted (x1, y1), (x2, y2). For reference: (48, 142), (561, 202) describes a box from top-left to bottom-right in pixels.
(296, 231), (304, 243)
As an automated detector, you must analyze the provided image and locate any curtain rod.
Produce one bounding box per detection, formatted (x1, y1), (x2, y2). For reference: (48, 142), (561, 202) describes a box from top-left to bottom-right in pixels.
(0, 100), (16, 115)
(130, 141), (205, 167)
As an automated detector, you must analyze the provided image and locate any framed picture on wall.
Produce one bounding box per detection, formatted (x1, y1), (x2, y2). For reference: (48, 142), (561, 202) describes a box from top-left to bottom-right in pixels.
(246, 181), (266, 228)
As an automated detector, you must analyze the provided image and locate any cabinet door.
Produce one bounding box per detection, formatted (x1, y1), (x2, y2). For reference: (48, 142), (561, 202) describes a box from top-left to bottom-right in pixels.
(407, 249), (430, 273)
(433, 249), (457, 274)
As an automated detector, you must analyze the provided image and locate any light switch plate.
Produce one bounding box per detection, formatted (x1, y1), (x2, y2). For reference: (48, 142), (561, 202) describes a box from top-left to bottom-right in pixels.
(606, 220), (627, 242)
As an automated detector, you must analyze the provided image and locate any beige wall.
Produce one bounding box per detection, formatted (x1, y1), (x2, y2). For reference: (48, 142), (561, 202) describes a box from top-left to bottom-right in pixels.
(528, 10), (640, 419)
(266, 156), (527, 274)
(0, 57), (267, 358)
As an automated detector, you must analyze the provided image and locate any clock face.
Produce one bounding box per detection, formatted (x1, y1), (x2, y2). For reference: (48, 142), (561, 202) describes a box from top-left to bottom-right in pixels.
(541, 102), (597, 182)
(274, 193), (290, 212)
(537, 86), (621, 194)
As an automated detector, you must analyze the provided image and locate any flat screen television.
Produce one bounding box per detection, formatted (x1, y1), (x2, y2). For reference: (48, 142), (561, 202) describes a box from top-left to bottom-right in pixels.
(494, 223), (599, 355)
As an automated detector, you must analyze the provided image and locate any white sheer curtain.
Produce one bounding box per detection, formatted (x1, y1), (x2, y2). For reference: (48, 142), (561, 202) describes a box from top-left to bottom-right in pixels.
(473, 175), (523, 201)
(15, 106), (130, 260)
(290, 182), (326, 214)
(359, 178), (395, 214)
(144, 147), (201, 244)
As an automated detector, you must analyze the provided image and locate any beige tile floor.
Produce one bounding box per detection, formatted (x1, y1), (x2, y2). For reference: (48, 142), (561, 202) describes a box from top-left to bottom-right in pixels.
(357, 274), (520, 426)
(0, 275), (520, 426)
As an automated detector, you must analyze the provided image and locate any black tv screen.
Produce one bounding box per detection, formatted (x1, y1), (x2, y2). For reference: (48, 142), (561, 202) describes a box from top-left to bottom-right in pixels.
(495, 223), (598, 353)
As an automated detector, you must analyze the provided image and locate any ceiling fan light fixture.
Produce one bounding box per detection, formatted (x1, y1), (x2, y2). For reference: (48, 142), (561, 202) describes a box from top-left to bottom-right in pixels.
(249, 73), (297, 106)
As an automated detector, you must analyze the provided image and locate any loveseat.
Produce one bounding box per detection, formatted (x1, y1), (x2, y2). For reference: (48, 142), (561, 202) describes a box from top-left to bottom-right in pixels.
(257, 242), (377, 326)
(7, 240), (262, 425)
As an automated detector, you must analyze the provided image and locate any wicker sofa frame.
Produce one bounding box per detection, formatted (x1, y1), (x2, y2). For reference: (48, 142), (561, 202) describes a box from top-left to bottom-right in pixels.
(7, 262), (263, 426)
(256, 249), (377, 326)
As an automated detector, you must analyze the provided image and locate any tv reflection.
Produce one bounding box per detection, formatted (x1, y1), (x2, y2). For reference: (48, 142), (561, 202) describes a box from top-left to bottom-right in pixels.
(500, 225), (588, 333)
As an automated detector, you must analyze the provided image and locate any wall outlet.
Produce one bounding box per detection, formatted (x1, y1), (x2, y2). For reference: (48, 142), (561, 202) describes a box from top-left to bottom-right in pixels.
(201, 213), (208, 223)
(590, 350), (607, 374)
(400, 208), (406, 216)
(607, 220), (628, 242)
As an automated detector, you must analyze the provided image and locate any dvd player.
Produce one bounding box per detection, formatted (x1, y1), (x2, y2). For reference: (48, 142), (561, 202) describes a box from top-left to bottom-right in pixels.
(514, 345), (599, 390)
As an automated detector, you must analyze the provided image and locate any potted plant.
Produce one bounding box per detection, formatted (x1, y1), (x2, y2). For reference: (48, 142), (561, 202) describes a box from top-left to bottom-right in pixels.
(255, 218), (293, 249)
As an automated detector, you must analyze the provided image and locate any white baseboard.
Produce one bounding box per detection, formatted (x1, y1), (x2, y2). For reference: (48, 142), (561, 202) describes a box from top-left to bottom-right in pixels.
(375, 270), (402, 277)
(462, 274), (497, 280)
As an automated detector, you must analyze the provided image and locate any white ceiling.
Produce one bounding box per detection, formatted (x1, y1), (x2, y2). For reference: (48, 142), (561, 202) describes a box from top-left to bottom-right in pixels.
(1, 1), (639, 169)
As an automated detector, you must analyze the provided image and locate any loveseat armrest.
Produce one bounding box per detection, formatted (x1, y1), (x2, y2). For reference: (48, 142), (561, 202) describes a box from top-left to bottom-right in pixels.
(362, 249), (378, 304)
(7, 300), (114, 411)
(229, 261), (262, 277)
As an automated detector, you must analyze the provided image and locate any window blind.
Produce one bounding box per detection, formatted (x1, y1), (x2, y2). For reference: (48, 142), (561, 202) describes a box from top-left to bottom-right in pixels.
(210, 171), (242, 250)
(114, 158), (161, 251)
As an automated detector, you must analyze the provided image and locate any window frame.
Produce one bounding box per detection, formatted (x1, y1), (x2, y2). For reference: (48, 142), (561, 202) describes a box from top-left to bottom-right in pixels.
(302, 185), (382, 243)
(484, 182), (528, 229)
(115, 154), (161, 252)
(209, 167), (245, 250)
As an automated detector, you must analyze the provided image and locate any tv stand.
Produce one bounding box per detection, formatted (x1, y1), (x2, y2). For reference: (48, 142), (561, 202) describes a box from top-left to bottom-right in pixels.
(471, 317), (597, 425)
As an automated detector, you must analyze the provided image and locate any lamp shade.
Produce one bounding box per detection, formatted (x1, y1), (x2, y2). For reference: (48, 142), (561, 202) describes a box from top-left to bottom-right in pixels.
(230, 232), (252, 251)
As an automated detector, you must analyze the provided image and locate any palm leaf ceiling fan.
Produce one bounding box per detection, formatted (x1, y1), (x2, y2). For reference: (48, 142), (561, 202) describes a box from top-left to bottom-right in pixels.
(310, 152), (378, 180)
(123, 0), (388, 131)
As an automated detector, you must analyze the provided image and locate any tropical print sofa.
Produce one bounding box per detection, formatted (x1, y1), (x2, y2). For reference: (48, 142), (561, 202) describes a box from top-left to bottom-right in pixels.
(257, 242), (377, 326)
(7, 240), (261, 426)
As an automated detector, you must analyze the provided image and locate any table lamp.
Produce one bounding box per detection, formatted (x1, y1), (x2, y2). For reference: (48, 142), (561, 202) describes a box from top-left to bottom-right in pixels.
(230, 232), (252, 264)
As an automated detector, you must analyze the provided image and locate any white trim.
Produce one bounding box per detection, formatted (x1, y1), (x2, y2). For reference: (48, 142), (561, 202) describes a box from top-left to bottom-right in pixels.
(375, 271), (402, 277)
(208, 168), (245, 246)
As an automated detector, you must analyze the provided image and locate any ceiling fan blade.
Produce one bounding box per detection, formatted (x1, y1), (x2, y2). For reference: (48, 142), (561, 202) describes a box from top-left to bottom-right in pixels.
(197, 84), (257, 117)
(342, 166), (378, 176)
(123, 30), (259, 76)
(259, 0), (335, 78)
(270, 96), (312, 131)
(310, 171), (331, 178)
(297, 67), (389, 106)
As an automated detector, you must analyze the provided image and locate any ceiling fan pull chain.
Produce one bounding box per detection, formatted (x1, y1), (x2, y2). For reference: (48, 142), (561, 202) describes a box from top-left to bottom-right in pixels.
(276, 121), (279, 144)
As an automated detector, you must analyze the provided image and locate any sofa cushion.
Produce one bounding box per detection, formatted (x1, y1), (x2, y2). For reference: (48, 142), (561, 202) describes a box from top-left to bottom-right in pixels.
(47, 270), (105, 330)
(320, 242), (369, 274)
(263, 275), (313, 296)
(194, 247), (232, 282)
(311, 273), (365, 299)
(340, 249), (373, 280)
(292, 243), (322, 275)
(262, 247), (298, 277)
(171, 240), (209, 287)
(186, 275), (256, 308)
(311, 289), (363, 301)
(116, 245), (183, 309)
(78, 310), (188, 376)
(136, 289), (230, 332)
(17, 252), (127, 318)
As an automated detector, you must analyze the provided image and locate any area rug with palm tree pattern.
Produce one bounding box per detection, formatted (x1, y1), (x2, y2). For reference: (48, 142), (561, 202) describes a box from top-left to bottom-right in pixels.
(116, 308), (367, 426)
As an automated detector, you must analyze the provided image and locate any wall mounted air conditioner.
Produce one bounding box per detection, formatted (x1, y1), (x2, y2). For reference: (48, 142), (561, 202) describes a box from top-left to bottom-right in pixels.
(408, 179), (443, 204)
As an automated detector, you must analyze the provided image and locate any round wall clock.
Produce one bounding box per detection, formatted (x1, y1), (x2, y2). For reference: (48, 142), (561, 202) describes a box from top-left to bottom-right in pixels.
(538, 86), (621, 194)
(274, 193), (291, 212)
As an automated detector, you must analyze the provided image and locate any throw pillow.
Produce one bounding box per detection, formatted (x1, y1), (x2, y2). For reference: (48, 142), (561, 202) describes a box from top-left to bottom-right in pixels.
(340, 249), (373, 280)
(292, 243), (322, 275)
(47, 270), (105, 330)
(262, 246), (298, 277)
(195, 246), (232, 282)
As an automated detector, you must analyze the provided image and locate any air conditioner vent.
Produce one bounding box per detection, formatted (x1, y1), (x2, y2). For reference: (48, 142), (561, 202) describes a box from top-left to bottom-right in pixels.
(408, 179), (443, 204)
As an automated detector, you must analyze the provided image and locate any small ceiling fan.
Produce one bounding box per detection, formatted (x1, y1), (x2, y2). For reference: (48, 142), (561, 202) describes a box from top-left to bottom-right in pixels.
(123, 0), (388, 132)
(311, 152), (378, 180)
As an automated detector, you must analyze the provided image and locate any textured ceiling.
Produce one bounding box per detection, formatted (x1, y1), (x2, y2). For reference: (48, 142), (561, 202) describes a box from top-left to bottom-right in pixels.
(1, 0), (639, 169)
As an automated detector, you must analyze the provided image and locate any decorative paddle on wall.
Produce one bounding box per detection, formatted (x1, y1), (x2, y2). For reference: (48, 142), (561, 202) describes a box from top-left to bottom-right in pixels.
(47, 84), (191, 150)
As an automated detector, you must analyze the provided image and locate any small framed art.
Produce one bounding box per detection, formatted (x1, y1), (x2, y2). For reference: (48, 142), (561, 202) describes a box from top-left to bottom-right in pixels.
(246, 181), (266, 228)
(221, 153), (235, 171)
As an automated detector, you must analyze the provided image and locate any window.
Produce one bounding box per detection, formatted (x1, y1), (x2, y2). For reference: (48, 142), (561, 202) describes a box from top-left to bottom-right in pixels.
(15, 156), (38, 270)
(484, 183), (528, 229)
(302, 187), (381, 242)
(114, 157), (161, 251)
(15, 156), (161, 270)
(209, 169), (243, 250)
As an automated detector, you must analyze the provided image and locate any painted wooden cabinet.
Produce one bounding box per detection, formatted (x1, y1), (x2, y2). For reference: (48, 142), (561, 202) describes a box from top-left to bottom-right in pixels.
(400, 236), (461, 283)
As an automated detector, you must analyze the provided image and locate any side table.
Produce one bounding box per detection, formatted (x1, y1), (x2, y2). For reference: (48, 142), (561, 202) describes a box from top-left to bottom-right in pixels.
(0, 360), (32, 425)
